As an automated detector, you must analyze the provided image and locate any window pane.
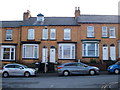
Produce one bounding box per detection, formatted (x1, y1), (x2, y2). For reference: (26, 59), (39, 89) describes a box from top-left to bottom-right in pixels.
(102, 27), (107, 37)
(110, 27), (115, 37)
(87, 26), (94, 37)
(3, 48), (10, 59)
(6, 30), (12, 40)
(50, 29), (56, 39)
(64, 29), (71, 40)
(63, 46), (70, 58)
(42, 29), (48, 39)
(28, 29), (34, 39)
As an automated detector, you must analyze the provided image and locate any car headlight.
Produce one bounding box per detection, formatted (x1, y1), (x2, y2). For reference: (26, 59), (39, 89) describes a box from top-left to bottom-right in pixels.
(109, 66), (113, 69)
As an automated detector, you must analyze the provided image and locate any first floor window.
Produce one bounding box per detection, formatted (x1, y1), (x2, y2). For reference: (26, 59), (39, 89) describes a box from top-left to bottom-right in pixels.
(1, 46), (15, 60)
(64, 28), (71, 40)
(50, 28), (56, 40)
(82, 42), (99, 57)
(102, 26), (108, 37)
(23, 44), (39, 58)
(6, 30), (12, 40)
(110, 27), (115, 38)
(42, 28), (48, 40)
(28, 29), (34, 40)
(59, 44), (75, 59)
(87, 26), (94, 37)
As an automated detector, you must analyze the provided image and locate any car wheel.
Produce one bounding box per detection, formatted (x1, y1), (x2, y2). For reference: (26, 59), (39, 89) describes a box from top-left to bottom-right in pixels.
(114, 69), (120, 74)
(89, 70), (96, 75)
(24, 72), (30, 77)
(63, 71), (70, 76)
(3, 72), (9, 78)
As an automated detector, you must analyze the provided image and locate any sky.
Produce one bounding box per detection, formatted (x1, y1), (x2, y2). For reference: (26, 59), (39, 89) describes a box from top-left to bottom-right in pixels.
(0, 0), (120, 21)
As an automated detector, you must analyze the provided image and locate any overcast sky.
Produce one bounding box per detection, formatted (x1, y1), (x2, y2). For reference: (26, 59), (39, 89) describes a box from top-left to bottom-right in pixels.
(0, 0), (119, 21)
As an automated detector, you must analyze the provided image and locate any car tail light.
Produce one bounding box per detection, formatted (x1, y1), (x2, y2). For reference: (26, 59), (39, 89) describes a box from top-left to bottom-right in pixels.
(57, 67), (62, 69)
(2, 67), (4, 70)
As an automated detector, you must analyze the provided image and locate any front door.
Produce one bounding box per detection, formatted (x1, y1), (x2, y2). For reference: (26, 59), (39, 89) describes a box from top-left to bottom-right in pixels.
(42, 47), (48, 63)
(50, 48), (56, 63)
(110, 44), (116, 61)
(103, 45), (108, 60)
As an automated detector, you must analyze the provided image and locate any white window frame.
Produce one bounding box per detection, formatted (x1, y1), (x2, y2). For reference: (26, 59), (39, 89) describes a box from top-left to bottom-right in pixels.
(102, 26), (108, 37)
(22, 44), (39, 58)
(28, 29), (34, 40)
(1, 45), (15, 60)
(6, 30), (12, 40)
(87, 26), (94, 37)
(110, 27), (116, 38)
(64, 28), (71, 40)
(58, 43), (75, 59)
(42, 28), (48, 40)
(50, 28), (56, 40)
(82, 42), (99, 57)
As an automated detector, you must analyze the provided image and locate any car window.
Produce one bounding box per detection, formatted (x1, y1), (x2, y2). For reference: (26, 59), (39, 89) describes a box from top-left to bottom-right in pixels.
(5, 65), (15, 68)
(115, 61), (120, 65)
(65, 63), (77, 66)
(14, 65), (23, 68)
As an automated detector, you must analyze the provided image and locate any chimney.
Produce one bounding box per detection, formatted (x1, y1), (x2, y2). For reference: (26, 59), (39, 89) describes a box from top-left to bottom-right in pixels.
(23, 10), (31, 20)
(75, 7), (80, 19)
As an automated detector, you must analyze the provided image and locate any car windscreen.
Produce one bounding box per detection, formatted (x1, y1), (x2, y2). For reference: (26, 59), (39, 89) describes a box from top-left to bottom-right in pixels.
(22, 65), (28, 68)
(115, 61), (120, 65)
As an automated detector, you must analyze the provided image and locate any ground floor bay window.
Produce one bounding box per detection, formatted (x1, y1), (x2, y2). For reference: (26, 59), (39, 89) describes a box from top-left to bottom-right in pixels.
(58, 43), (75, 59)
(22, 44), (39, 59)
(1, 45), (15, 60)
(82, 41), (99, 57)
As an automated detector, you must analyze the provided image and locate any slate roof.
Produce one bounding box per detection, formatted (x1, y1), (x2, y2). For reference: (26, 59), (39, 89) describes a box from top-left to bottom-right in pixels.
(77, 15), (118, 24)
(21, 17), (78, 26)
(1, 21), (22, 28)
(1, 15), (119, 27)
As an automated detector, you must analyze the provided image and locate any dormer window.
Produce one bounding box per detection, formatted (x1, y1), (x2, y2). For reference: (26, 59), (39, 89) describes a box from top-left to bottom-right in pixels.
(37, 13), (44, 22)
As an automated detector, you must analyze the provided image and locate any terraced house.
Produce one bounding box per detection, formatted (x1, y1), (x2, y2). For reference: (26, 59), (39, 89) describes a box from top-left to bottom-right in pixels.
(0, 7), (120, 70)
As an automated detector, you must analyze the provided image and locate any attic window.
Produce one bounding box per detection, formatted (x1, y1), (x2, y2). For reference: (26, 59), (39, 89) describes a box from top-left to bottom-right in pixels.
(37, 13), (44, 22)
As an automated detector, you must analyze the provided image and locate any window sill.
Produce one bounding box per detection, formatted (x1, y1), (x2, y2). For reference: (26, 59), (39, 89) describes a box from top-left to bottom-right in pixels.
(109, 37), (116, 38)
(82, 56), (99, 58)
(27, 39), (35, 41)
(63, 39), (71, 41)
(41, 39), (48, 41)
(58, 59), (76, 60)
(22, 58), (39, 60)
(1, 60), (15, 61)
(101, 37), (109, 38)
(86, 37), (95, 38)
(50, 39), (57, 41)
(5, 40), (13, 41)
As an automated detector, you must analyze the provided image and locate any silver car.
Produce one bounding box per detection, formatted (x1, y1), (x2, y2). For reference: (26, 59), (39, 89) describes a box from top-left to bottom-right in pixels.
(2, 63), (36, 77)
(57, 62), (100, 76)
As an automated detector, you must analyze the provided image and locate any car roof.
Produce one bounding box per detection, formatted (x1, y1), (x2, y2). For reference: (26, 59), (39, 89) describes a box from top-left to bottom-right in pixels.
(4, 63), (23, 66)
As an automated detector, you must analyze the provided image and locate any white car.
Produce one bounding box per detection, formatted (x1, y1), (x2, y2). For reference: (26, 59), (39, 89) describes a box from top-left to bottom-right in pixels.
(2, 63), (36, 77)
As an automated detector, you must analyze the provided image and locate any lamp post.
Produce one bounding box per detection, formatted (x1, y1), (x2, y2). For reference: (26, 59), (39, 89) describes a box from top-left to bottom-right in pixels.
(44, 46), (47, 73)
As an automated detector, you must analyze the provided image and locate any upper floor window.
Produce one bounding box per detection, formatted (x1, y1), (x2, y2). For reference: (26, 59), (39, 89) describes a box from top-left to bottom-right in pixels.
(6, 30), (12, 40)
(87, 26), (94, 37)
(110, 27), (115, 38)
(50, 29), (56, 40)
(42, 28), (48, 40)
(28, 29), (34, 40)
(64, 28), (71, 40)
(102, 26), (108, 37)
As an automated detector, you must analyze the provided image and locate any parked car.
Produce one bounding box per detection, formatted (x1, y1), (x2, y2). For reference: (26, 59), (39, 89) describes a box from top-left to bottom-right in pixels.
(107, 61), (120, 74)
(2, 63), (36, 77)
(57, 62), (100, 76)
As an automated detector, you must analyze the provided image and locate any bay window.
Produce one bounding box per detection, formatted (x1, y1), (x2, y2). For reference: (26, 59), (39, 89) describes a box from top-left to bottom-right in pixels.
(1, 46), (15, 60)
(23, 44), (39, 58)
(82, 42), (99, 57)
(59, 44), (75, 59)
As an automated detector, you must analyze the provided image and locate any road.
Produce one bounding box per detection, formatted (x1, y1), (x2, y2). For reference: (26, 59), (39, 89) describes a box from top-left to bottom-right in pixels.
(2, 73), (119, 89)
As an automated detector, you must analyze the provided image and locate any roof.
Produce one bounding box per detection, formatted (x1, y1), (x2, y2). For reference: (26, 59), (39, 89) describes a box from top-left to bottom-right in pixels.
(1, 15), (119, 28)
(37, 13), (44, 16)
(1, 21), (22, 28)
(21, 17), (78, 26)
(77, 15), (118, 24)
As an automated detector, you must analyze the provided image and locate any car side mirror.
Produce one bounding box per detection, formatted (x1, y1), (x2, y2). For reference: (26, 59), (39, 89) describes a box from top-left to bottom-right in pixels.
(19, 67), (23, 69)
(84, 65), (88, 67)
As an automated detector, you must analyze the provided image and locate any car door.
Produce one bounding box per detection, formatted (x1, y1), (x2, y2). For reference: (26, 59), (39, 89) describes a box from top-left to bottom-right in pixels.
(5, 65), (15, 75)
(77, 63), (88, 74)
(14, 65), (25, 76)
